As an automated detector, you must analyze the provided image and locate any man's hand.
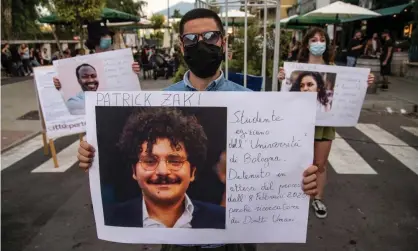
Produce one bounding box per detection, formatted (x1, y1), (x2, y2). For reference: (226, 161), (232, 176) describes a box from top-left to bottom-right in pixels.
(78, 141), (95, 172)
(302, 165), (318, 196)
(132, 62), (140, 74)
(383, 60), (388, 66)
(53, 77), (61, 90)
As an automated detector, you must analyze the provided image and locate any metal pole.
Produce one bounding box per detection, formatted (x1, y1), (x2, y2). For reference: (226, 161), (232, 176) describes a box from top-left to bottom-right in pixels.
(168, 0), (171, 49)
(244, 0), (248, 88)
(272, 0), (281, 92)
(225, 0), (229, 80)
(261, 0), (267, 91)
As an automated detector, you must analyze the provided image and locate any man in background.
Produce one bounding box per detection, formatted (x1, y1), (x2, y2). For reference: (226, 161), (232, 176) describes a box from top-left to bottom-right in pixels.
(346, 31), (363, 67)
(380, 30), (394, 91)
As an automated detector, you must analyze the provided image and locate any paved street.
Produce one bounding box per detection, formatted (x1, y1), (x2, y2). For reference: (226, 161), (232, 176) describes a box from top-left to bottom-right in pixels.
(2, 76), (418, 251)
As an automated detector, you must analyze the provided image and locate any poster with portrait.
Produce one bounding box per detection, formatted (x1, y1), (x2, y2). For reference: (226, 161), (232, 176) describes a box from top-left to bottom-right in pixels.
(281, 62), (370, 127)
(86, 91), (317, 244)
(35, 49), (141, 139)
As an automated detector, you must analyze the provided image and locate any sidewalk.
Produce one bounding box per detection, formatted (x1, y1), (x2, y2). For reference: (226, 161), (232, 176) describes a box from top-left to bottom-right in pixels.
(0, 77), (172, 151)
(363, 76), (418, 114)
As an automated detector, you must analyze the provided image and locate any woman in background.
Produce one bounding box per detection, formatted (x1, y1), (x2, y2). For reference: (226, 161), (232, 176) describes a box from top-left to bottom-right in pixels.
(279, 27), (375, 219)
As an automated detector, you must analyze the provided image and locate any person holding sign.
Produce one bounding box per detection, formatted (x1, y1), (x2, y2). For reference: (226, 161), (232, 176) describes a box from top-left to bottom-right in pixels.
(53, 23), (141, 91)
(278, 27), (375, 219)
(79, 8), (320, 251)
(106, 108), (225, 229)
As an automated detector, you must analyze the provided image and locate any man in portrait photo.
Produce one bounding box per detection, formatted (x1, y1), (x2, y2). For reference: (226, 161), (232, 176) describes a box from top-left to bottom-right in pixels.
(105, 107), (225, 229)
(66, 63), (99, 115)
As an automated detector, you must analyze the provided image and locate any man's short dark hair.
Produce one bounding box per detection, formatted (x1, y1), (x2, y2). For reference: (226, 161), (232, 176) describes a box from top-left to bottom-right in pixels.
(179, 8), (225, 35)
(75, 63), (96, 79)
(118, 108), (208, 169)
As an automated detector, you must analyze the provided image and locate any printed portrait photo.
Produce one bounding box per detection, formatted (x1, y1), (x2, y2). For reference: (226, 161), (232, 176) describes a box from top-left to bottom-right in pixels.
(289, 71), (336, 112)
(57, 58), (106, 116)
(96, 106), (227, 229)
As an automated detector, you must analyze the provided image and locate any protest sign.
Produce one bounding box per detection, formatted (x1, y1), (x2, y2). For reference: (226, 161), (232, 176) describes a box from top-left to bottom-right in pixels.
(34, 66), (86, 140)
(34, 49), (141, 139)
(281, 62), (370, 127)
(86, 91), (317, 244)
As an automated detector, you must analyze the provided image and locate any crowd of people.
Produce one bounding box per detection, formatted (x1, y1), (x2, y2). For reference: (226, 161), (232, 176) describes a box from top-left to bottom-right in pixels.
(1, 42), (89, 77)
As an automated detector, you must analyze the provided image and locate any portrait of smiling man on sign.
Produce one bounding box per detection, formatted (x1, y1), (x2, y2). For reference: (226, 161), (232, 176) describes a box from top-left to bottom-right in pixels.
(106, 107), (225, 229)
(66, 63), (100, 115)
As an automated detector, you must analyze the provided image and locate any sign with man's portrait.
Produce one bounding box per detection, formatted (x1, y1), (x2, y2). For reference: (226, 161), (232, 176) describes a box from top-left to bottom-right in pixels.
(86, 91), (317, 244)
(281, 62), (370, 127)
(34, 49), (141, 140)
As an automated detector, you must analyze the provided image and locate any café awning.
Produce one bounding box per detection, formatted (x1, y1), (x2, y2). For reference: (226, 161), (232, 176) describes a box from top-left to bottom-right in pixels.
(341, 3), (413, 23)
(38, 7), (140, 24)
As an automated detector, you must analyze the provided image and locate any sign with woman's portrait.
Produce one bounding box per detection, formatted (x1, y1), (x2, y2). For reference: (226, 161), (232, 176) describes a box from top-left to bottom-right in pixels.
(281, 62), (370, 127)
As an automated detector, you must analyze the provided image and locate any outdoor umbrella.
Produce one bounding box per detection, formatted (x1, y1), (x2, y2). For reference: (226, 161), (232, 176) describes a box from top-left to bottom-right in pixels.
(302, 1), (380, 44)
(219, 9), (255, 33)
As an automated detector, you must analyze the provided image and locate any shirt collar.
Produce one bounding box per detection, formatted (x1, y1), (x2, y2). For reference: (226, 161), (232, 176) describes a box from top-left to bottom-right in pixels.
(142, 194), (194, 222)
(183, 70), (224, 91)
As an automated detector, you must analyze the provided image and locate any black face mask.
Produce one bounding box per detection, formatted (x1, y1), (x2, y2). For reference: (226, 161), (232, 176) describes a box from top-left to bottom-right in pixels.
(183, 41), (224, 79)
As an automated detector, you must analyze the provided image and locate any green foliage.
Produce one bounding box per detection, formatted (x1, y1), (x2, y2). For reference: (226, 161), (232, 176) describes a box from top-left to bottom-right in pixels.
(150, 30), (164, 47)
(52, 0), (105, 24)
(172, 9), (183, 18)
(208, 0), (220, 14)
(1, 0), (51, 40)
(229, 25), (292, 77)
(106, 0), (147, 16)
(150, 14), (165, 29)
(173, 63), (187, 83)
(172, 21), (180, 34)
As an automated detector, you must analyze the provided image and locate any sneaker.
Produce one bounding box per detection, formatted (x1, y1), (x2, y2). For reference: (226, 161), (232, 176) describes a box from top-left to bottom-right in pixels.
(312, 199), (328, 219)
(381, 82), (389, 91)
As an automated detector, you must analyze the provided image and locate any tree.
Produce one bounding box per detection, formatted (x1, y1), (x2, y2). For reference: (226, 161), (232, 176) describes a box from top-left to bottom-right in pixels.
(51, 0), (105, 24)
(1, 0), (51, 40)
(150, 13), (165, 29)
(172, 21), (180, 34)
(171, 9), (183, 18)
(106, 0), (147, 16)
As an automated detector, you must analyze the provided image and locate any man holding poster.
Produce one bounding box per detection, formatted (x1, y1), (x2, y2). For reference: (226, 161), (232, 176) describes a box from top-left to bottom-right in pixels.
(79, 8), (319, 251)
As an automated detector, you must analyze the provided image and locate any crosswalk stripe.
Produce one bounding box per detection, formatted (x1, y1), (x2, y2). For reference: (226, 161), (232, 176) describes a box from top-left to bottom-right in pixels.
(31, 141), (79, 173)
(401, 126), (418, 137)
(329, 133), (377, 174)
(356, 124), (418, 175)
(1, 135), (45, 171)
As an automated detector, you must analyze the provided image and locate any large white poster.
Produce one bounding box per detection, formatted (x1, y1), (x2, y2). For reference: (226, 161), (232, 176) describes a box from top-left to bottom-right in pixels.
(34, 49), (141, 139)
(281, 62), (370, 127)
(86, 91), (317, 244)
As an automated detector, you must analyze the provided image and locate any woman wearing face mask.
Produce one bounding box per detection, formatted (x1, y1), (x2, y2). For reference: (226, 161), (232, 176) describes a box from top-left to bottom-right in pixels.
(53, 24), (140, 89)
(279, 27), (375, 219)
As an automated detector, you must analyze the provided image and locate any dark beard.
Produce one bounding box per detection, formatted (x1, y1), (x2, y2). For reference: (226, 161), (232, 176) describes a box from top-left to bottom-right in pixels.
(147, 175), (181, 185)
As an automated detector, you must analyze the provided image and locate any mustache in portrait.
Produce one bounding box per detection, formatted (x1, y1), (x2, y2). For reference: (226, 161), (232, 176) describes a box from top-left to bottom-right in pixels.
(147, 175), (182, 185)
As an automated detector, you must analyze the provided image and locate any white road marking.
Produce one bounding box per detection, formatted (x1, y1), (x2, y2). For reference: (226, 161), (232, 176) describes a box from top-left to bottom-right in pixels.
(401, 126), (418, 137)
(400, 109), (407, 114)
(329, 133), (377, 174)
(1, 135), (44, 171)
(356, 124), (418, 175)
(31, 141), (79, 173)
(386, 107), (393, 113)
